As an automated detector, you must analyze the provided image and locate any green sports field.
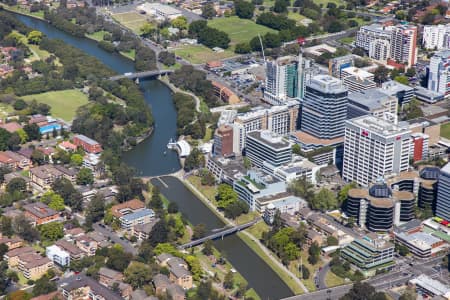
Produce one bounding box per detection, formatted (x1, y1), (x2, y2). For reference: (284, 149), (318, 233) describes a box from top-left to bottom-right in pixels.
(22, 89), (89, 121)
(208, 16), (276, 46)
(441, 123), (450, 139)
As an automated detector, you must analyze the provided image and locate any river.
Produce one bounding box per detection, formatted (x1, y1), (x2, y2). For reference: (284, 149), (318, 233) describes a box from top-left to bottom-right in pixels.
(15, 14), (294, 299)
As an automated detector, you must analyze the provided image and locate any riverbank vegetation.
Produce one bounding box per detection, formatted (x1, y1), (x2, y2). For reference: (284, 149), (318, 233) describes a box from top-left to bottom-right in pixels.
(0, 10), (153, 156)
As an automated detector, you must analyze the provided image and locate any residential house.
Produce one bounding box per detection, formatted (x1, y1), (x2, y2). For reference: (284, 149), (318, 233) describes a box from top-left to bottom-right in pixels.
(4, 151), (31, 169)
(55, 240), (84, 261)
(23, 202), (60, 225)
(167, 284), (186, 300)
(46, 245), (71, 267)
(0, 122), (22, 133)
(4, 246), (35, 267)
(153, 274), (171, 295)
(53, 165), (77, 184)
(73, 134), (103, 154)
(0, 234), (23, 250)
(306, 229), (324, 247)
(75, 235), (97, 256)
(30, 165), (65, 189)
(4, 172), (31, 191)
(119, 208), (155, 231)
(58, 141), (77, 152)
(29, 114), (47, 125)
(18, 253), (53, 280)
(58, 274), (122, 300)
(98, 267), (124, 287)
(167, 257), (192, 290)
(132, 218), (160, 241)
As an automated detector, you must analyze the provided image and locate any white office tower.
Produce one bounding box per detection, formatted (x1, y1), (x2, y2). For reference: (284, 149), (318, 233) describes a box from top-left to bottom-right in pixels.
(342, 115), (411, 186)
(389, 25), (418, 68)
(422, 24), (450, 50)
(297, 52), (317, 100)
(369, 39), (390, 62)
(428, 50), (450, 97)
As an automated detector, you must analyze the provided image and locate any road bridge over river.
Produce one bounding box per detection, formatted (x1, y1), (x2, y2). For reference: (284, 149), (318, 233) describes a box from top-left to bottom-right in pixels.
(109, 69), (174, 81)
(178, 218), (261, 249)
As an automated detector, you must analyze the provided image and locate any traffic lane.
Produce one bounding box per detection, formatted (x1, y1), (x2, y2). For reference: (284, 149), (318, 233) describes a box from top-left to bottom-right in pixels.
(92, 223), (137, 255)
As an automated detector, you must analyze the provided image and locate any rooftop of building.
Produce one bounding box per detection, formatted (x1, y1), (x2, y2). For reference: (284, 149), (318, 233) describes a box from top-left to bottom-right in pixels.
(59, 274), (122, 300)
(111, 199), (145, 218)
(273, 156), (319, 173)
(23, 202), (58, 219)
(342, 67), (374, 78)
(347, 115), (410, 136)
(120, 208), (155, 222)
(291, 130), (344, 147)
(133, 218), (160, 234)
(307, 75), (347, 94)
(410, 275), (450, 296)
(397, 231), (442, 250)
(381, 80), (414, 93)
(396, 219), (423, 233)
(30, 164), (63, 179)
(358, 234), (394, 250)
(347, 88), (395, 110)
(98, 267), (122, 279)
(73, 134), (100, 146)
(247, 130), (291, 150)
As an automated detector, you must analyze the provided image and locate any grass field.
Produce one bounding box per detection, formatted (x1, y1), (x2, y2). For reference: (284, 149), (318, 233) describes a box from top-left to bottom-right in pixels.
(441, 123), (450, 139)
(339, 36), (355, 45)
(289, 251), (325, 292)
(13, 31), (59, 65)
(120, 49), (136, 60)
(325, 270), (346, 287)
(86, 30), (107, 42)
(171, 44), (235, 64)
(288, 12), (307, 23)
(111, 12), (149, 33)
(208, 16), (276, 46)
(22, 89), (89, 121)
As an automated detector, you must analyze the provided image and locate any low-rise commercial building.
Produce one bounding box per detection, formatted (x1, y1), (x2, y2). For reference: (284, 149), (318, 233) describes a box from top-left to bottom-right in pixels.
(341, 234), (395, 276)
(394, 231), (446, 258)
(409, 275), (450, 298)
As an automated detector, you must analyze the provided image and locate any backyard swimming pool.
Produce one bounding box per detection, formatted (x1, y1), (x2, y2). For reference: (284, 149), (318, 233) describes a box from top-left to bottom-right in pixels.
(39, 123), (61, 134)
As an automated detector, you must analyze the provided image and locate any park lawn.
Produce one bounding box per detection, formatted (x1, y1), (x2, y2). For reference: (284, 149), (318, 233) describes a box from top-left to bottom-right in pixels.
(187, 175), (217, 204)
(120, 49), (136, 60)
(162, 62), (182, 70)
(0, 103), (14, 119)
(245, 220), (269, 240)
(289, 250), (325, 292)
(13, 31), (60, 65)
(441, 123), (450, 139)
(86, 30), (107, 42)
(234, 211), (260, 225)
(172, 44), (235, 64)
(203, 127), (213, 142)
(325, 270), (346, 287)
(288, 12), (307, 23)
(111, 12), (148, 33)
(21, 89), (89, 121)
(339, 36), (355, 45)
(208, 16), (276, 46)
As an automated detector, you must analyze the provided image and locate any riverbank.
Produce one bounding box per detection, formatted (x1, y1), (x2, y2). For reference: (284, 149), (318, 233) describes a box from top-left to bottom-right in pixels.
(177, 173), (306, 295)
(1, 4), (46, 20)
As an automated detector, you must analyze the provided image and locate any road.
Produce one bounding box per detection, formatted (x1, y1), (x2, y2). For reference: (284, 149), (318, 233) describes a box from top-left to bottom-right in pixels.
(92, 222), (137, 255)
(281, 255), (446, 300)
(317, 262), (330, 289)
